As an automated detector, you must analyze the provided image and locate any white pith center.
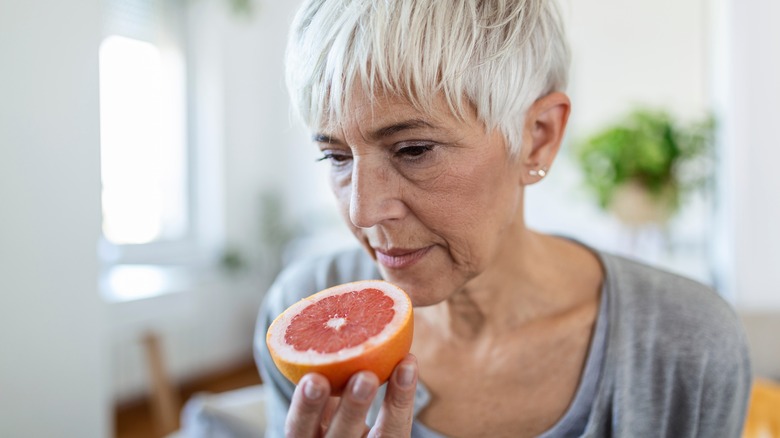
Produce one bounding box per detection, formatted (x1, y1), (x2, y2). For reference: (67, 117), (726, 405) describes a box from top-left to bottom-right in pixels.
(326, 316), (347, 330)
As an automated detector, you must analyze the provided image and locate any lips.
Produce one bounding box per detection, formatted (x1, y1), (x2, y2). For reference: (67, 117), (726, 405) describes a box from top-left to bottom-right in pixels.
(374, 246), (431, 269)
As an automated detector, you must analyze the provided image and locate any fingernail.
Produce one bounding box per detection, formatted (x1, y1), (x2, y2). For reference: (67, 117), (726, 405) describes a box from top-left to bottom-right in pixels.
(304, 379), (324, 400)
(396, 363), (415, 388)
(351, 373), (374, 402)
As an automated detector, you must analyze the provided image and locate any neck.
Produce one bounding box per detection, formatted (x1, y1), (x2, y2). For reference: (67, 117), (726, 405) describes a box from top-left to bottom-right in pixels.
(416, 230), (602, 341)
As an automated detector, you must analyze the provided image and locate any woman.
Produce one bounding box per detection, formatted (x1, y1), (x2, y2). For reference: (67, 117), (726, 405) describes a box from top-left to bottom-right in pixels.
(256, 0), (752, 436)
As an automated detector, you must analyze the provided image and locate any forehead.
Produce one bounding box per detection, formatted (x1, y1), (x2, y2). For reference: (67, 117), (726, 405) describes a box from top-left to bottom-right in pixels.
(316, 87), (480, 137)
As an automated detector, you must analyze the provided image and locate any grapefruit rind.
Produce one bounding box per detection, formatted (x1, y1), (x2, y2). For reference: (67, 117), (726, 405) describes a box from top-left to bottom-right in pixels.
(266, 280), (413, 394)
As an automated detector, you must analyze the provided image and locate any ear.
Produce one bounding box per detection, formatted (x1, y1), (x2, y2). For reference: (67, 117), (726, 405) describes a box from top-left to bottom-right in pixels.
(520, 92), (571, 185)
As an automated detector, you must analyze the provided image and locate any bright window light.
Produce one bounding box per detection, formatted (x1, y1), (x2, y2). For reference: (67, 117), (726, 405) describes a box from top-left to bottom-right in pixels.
(99, 35), (188, 245)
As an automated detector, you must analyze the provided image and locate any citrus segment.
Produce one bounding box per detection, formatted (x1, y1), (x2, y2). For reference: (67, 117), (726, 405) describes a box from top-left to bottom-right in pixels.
(266, 280), (413, 395)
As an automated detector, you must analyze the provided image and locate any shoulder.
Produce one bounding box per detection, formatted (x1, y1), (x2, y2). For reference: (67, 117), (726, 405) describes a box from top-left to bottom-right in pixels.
(602, 252), (747, 351)
(603, 255), (750, 402)
(596, 253), (752, 434)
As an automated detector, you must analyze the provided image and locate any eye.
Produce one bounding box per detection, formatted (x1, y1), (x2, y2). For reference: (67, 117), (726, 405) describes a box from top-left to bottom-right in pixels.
(316, 151), (352, 166)
(395, 144), (433, 159)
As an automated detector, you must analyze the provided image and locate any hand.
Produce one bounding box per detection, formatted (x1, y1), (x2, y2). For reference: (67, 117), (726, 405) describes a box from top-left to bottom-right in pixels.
(285, 354), (419, 438)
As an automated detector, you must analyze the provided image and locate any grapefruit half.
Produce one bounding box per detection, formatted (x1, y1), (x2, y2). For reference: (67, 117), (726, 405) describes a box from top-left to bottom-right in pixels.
(266, 280), (413, 395)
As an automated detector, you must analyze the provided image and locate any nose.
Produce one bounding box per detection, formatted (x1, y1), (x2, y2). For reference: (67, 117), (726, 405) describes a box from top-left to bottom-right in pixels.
(348, 156), (406, 228)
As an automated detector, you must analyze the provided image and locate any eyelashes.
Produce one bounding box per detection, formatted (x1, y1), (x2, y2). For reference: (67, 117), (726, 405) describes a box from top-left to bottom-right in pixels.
(395, 144), (433, 158)
(317, 143), (436, 167)
(316, 152), (351, 165)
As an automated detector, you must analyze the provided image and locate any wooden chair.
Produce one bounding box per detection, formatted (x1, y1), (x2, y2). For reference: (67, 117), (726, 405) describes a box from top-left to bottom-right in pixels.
(142, 331), (181, 437)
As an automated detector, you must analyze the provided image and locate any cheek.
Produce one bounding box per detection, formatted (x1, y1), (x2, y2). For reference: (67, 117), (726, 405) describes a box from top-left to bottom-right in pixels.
(426, 165), (518, 226)
(417, 168), (520, 264)
(330, 175), (350, 212)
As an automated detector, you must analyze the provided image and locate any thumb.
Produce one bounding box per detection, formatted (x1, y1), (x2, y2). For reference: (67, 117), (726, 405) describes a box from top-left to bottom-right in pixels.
(369, 355), (418, 437)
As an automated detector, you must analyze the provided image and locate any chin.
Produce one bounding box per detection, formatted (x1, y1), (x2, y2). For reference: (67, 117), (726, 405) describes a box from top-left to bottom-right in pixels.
(378, 269), (455, 308)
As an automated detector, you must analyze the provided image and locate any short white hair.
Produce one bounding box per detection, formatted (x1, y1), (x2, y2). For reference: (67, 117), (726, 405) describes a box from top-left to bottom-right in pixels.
(286, 0), (570, 154)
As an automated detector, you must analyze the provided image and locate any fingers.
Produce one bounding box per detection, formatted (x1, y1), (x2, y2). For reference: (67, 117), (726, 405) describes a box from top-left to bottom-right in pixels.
(286, 363), (415, 438)
(369, 354), (418, 437)
(324, 371), (380, 438)
(286, 373), (330, 437)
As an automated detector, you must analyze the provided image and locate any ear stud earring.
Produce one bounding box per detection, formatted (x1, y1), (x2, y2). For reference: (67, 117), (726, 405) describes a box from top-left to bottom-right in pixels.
(529, 167), (547, 178)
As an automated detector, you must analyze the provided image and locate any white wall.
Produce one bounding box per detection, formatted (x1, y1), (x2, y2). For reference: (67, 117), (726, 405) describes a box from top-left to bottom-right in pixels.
(0, 0), (109, 436)
(719, 0), (780, 379)
(721, 0), (780, 310)
(566, 0), (709, 128)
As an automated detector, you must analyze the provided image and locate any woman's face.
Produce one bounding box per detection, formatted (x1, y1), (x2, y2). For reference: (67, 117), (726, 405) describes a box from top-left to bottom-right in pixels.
(314, 91), (526, 306)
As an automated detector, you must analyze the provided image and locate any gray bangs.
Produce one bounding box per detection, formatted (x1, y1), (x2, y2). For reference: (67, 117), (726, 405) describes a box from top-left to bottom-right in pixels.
(286, 0), (570, 153)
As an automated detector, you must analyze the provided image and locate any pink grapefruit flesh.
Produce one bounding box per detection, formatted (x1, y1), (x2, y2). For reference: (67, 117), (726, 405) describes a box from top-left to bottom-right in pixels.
(266, 280), (413, 395)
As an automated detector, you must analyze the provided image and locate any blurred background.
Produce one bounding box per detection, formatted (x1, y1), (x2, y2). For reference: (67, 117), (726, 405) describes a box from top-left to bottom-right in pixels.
(1, 0), (778, 436)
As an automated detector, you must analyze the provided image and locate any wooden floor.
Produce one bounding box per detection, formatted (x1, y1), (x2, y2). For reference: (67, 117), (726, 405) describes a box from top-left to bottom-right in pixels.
(115, 361), (263, 438)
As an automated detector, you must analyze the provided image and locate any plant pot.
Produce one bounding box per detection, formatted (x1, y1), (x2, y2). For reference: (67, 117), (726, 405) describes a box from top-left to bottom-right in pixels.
(608, 180), (675, 226)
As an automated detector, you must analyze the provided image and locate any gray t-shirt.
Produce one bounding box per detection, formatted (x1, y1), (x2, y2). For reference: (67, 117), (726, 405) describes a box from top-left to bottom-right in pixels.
(255, 246), (751, 437)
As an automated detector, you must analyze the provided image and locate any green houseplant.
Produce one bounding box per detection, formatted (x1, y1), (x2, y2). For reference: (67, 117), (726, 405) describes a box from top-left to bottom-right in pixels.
(575, 108), (714, 225)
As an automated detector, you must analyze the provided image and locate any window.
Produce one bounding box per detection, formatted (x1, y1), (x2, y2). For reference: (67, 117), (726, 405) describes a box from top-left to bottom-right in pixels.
(99, 0), (198, 299)
(99, 35), (188, 245)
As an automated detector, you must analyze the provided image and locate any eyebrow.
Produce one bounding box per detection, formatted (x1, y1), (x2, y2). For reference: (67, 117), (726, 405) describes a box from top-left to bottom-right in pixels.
(312, 118), (435, 144)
